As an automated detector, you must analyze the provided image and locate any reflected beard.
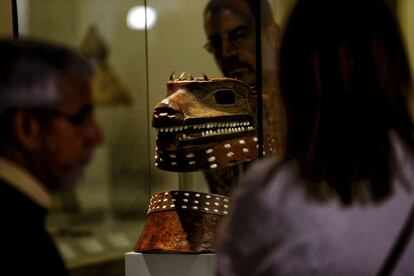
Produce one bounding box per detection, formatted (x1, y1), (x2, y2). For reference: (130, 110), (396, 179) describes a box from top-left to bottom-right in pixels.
(223, 60), (255, 79)
(225, 67), (255, 86)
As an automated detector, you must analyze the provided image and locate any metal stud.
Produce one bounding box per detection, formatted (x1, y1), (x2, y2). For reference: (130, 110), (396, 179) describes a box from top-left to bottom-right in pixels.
(208, 156), (216, 162)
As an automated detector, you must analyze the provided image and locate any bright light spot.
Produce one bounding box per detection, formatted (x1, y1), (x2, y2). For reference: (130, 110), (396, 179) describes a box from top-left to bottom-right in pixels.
(127, 6), (157, 30)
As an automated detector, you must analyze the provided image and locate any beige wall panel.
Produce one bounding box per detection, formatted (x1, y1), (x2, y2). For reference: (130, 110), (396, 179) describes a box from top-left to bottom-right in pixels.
(0, 0), (13, 36)
(397, 0), (414, 117)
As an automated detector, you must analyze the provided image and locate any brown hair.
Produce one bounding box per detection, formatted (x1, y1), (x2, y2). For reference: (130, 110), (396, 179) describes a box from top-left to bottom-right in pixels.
(278, 0), (414, 203)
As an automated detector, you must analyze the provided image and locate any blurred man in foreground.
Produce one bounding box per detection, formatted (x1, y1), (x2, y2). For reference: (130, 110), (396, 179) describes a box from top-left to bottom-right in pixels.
(0, 37), (103, 275)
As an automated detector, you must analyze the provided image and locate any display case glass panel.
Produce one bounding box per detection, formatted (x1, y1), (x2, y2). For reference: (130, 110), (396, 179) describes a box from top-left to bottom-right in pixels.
(14, 0), (297, 274)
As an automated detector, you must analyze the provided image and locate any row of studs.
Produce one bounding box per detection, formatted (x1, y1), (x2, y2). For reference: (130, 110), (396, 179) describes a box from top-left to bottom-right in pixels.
(148, 192), (230, 215)
(150, 191), (230, 202)
(155, 138), (258, 169)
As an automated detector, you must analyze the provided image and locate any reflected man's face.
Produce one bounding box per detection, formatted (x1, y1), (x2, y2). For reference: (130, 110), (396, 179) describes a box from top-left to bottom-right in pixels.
(204, 2), (256, 86)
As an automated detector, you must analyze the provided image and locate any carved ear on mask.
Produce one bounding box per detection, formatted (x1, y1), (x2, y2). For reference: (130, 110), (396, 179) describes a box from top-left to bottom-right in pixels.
(12, 111), (42, 150)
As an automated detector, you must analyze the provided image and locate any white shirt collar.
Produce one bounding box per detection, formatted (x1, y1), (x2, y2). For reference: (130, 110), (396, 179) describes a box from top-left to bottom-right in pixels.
(0, 156), (52, 209)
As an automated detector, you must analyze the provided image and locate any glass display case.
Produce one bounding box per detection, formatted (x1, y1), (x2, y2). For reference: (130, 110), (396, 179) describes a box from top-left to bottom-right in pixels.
(5, 0), (289, 274)
(13, 1), (260, 274)
(6, 0), (412, 275)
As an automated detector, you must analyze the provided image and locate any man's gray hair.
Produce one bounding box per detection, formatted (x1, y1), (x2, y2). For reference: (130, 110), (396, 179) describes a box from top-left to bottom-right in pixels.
(0, 37), (94, 113)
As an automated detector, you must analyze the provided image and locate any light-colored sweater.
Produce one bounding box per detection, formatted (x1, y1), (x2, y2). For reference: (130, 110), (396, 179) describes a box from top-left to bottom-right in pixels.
(216, 134), (414, 275)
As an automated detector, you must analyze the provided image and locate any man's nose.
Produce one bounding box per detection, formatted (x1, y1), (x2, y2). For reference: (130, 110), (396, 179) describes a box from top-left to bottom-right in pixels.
(84, 118), (104, 146)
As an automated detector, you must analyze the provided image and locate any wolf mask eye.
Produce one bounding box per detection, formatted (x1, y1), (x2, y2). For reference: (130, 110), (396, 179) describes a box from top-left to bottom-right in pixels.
(213, 89), (236, 105)
(202, 89), (239, 107)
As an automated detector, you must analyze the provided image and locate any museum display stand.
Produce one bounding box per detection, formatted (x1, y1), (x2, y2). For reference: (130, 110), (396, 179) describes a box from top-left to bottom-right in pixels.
(124, 3), (268, 275)
(125, 190), (226, 276)
(125, 252), (215, 276)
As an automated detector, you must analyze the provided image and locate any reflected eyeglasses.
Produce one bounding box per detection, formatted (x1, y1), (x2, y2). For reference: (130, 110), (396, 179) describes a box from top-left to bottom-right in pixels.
(204, 26), (253, 54)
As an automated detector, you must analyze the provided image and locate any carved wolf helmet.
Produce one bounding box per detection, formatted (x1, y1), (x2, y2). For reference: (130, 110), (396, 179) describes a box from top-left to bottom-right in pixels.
(152, 73), (276, 172)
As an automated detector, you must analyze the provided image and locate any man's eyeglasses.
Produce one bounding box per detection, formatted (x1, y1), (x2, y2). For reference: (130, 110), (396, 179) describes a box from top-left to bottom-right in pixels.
(204, 26), (253, 54)
(44, 105), (94, 128)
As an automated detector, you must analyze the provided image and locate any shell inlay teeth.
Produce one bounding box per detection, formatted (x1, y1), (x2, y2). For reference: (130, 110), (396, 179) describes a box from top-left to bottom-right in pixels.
(158, 120), (254, 134)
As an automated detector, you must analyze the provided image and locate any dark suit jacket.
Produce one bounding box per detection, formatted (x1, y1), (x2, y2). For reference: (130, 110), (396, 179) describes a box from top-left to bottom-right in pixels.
(0, 179), (69, 276)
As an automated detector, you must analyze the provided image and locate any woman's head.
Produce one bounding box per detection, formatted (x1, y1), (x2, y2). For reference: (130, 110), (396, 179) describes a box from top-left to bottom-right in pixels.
(279, 0), (414, 203)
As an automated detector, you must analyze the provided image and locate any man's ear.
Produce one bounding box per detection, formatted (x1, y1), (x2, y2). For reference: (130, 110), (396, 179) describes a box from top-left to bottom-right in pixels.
(12, 111), (42, 150)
